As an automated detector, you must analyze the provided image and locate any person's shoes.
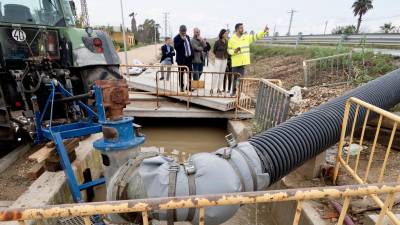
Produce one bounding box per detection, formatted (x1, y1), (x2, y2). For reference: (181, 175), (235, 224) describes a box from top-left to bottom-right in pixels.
(160, 77), (164, 80)
(210, 89), (214, 95)
(217, 89), (222, 95)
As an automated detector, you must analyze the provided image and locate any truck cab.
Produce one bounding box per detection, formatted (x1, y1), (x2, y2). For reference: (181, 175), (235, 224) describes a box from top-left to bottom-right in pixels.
(0, 0), (121, 151)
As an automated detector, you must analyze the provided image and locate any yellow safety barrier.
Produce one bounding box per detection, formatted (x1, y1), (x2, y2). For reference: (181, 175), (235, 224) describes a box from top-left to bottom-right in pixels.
(333, 97), (400, 225)
(1, 183), (400, 225)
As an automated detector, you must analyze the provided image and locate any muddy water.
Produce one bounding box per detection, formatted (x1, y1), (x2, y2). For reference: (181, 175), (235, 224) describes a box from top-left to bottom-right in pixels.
(136, 118), (228, 154)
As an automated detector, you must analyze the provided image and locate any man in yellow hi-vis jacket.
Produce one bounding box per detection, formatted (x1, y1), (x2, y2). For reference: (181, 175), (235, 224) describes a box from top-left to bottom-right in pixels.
(228, 23), (269, 95)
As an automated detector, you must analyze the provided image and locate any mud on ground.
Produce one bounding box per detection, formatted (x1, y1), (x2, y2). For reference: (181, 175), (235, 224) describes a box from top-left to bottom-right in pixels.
(0, 146), (39, 201)
(247, 55), (305, 89)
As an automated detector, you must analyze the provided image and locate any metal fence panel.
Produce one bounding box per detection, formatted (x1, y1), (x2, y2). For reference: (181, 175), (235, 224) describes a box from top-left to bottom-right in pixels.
(303, 52), (353, 87)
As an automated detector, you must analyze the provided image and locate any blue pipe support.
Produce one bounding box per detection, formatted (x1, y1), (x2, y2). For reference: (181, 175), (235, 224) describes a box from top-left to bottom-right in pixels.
(93, 117), (145, 152)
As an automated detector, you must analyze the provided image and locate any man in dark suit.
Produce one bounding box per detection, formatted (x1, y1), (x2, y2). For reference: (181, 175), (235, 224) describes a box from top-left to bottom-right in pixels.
(160, 37), (175, 81)
(173, 25), (193, 92)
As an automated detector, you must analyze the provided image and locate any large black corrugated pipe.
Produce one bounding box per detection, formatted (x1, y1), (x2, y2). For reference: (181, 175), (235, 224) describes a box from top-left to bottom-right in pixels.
(249, 69), (400, 184)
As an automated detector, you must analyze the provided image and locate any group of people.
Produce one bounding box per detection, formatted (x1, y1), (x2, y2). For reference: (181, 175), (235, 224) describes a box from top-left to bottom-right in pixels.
(159, 23), (269, 95)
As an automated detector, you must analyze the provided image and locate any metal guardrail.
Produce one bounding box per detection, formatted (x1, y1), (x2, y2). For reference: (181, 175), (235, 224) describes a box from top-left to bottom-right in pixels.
(257, 33), (400, 47)
(333, 97), (400, 225)
(236, 78), (292, 131)
(303, 52), (353, 87)
(1, 183), (400, 225)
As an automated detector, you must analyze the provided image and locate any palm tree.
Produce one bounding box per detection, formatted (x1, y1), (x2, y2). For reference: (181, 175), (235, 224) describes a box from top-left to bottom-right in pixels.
(380, 23), (395, 33)
(352, 0), (373, 33)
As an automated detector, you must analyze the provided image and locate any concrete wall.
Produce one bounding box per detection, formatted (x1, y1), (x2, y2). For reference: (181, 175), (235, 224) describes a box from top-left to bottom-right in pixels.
(227, 120), (252, 142)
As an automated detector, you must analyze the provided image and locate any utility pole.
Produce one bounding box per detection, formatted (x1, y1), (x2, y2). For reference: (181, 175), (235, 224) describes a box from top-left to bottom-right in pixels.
(324, 21), (328, 35)
(119, 0), (129, 75)
(287, 9), (297, 36)
(163, 12), (170, 37)
(273, 24), (276, 36)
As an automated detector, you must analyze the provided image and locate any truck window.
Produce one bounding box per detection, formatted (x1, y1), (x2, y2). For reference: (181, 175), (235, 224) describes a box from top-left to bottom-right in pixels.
(0, 0), (70, 27)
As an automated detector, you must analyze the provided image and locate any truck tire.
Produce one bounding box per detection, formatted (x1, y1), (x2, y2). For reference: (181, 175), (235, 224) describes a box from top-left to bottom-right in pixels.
(80, 66), (122, 92)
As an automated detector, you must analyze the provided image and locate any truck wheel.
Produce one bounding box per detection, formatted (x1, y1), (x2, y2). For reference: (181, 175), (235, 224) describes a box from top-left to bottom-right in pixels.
(80, 66), (122, 92)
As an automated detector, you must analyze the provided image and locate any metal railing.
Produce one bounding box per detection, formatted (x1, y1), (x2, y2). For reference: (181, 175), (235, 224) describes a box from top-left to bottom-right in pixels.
(154, 70), (241, 98)
(1, 183), (400, 225)
(152, 70), (242, 109)
(257, 33), (400, 47)
(303, 52), (353, 87)
(120, 64), (190, 82)
(333, 97), (400, 225)
(236, 78), (292, 131)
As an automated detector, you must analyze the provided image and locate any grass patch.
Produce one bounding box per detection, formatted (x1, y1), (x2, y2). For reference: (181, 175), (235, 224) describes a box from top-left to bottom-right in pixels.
(352, 51), (398, 85)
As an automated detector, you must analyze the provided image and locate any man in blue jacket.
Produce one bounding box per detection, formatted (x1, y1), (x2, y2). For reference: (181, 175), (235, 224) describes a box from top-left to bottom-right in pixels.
(174, 25), (193, 92)
(160, 37), (175, 81)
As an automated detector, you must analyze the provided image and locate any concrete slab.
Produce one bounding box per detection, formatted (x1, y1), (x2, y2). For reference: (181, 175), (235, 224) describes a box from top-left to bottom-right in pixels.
(125, 100), (253, 119)
(129, 92), (167, 101)
(126, 69), (244, 111)
(227, 120), (252, 142)
(294, 151), (326, 179)
(0, 144), (30, 174)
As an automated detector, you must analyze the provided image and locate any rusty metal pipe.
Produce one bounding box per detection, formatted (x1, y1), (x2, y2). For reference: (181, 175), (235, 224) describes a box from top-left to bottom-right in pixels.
(0, 183), (399, 221)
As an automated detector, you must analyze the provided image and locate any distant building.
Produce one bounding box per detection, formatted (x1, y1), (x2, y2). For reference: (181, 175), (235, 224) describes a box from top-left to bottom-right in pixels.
(107, 26), (135, 49)
(112, 32), (135, 47)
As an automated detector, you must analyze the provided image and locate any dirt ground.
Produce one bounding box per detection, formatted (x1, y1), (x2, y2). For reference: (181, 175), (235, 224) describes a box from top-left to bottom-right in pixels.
(247, 55), (305, 89)
(118, 44), (162, 65)
(0, 146), (39, 201)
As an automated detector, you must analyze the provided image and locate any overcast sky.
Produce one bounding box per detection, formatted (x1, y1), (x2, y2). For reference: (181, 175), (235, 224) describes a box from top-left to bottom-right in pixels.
(80, 0), (400, 38)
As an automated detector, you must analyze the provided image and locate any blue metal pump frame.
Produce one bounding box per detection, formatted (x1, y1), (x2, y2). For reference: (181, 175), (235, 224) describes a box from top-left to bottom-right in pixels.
(32, 80), (107, 203)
